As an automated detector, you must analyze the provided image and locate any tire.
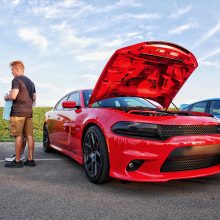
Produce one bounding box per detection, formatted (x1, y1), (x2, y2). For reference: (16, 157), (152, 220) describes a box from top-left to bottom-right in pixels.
(43, 124), (52, 153)
(83, 125), (110, 184)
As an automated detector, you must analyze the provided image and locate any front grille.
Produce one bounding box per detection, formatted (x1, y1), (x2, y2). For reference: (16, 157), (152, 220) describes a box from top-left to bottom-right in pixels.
(158, 125), (220, 139)
(161, 154), (220, 172)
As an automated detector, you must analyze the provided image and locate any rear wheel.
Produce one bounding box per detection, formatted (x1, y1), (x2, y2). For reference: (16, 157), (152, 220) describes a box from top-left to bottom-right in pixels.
(43, 124), (52, 153)
(83, 126), (110, 184)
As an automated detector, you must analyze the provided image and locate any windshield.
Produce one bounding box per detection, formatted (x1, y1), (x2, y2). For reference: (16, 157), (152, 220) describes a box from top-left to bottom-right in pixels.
(83, 90), (158, 109)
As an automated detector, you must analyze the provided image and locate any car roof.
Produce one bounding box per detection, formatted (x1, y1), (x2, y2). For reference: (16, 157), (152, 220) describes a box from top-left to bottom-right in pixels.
(198, 98), (220, 101)
(181, 98), (220, 110)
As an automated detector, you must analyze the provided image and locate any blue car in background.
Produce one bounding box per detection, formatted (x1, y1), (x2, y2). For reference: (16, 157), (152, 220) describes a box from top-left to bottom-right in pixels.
(181, 98), (220, 119)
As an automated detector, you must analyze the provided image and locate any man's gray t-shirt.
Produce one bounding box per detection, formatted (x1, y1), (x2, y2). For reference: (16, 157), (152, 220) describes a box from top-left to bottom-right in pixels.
(10, 75), (36, 118)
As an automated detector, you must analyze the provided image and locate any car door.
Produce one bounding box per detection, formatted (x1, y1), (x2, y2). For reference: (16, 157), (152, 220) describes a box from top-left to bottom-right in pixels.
(209, 100), (220, 118)
(48, 94), (70, 150)
(190, 101), (208, 113)
(65, 91), (82, 156)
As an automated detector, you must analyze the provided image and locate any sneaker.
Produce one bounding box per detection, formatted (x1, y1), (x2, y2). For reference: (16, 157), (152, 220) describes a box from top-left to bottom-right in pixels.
(23, 159), (35, 166)
(5, 160), (23, 168)
(5, 154), (26, 162)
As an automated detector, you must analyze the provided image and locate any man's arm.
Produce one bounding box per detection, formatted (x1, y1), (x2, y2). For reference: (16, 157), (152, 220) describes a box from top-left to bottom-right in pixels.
(4, 89), (19, 101)
(32, 93), (36, 106)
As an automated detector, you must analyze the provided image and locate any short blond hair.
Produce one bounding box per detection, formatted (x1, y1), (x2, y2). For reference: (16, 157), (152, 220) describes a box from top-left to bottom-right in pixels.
(10, 60), (25, 71)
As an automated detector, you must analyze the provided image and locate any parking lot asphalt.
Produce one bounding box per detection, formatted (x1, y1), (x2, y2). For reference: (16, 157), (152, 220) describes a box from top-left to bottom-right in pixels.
(0, 142), (220, 220)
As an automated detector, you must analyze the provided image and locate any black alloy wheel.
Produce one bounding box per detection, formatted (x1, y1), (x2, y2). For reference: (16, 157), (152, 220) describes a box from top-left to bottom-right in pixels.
(43, 124), (52, 152)
(83, 125), (110, 183)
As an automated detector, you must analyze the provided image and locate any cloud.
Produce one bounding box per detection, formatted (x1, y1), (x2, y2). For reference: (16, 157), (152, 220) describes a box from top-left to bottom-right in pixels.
(31, 0), (140, 19)
(80, 74), (97, 81)
(198, 46), (220, 68)
(93, 0), (140, 13)
(115, 13), (161, 21)
(199, 47), (220, 61)
(105, 38), (129, 48)
(50, 23), (132, 60)
(124, 32), (145, 40)
(1, 0), (20, 8)
(0, 76), (11, 84)
(12, 0), (20, 6)
(63, 0), (81, 7)
(138, 25), (157, 31)
(168, 22), (198, 35)
(56, 25), (104, 53)
(54, 26), (145, 62)
(193, 21), (220, 48)
(169, 4), (192, 19)
(75, 51), (113, 62)
(125, 32), (141, 37)
(49, 20), (150, 65)
(199, 60), (220, 68)
(17, 28), (48, 49)
(31, 1), (92, 19)
(36, 82), (63, 92)
(50, 22), (67, 31)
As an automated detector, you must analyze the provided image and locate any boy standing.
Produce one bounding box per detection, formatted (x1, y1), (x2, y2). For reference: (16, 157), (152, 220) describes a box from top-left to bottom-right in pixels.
(4, 60), (36, 167)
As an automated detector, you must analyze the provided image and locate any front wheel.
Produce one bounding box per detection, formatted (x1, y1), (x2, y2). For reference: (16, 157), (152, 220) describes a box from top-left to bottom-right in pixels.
(43, 124), (52, 153)
(83, 126), (110, 184)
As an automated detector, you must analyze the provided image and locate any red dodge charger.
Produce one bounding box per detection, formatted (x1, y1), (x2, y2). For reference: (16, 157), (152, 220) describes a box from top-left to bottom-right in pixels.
(43, 41), (220, 183)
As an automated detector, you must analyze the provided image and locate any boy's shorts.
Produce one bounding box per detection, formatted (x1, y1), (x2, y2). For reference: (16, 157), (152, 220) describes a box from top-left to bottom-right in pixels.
(10, 116), (33, 137)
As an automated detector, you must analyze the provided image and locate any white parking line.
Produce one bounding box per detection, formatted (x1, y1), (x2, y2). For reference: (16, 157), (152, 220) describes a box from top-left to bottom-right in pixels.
(0, 158), (64, 162)
(35, 158), (64, 161)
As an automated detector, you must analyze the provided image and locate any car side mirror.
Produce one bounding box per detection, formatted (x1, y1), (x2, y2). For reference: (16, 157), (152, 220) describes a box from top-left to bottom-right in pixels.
(62, 101), (78, 109)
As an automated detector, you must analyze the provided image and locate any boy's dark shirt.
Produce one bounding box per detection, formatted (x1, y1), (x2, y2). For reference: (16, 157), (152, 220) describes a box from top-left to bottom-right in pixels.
(10, 75), (36, 118)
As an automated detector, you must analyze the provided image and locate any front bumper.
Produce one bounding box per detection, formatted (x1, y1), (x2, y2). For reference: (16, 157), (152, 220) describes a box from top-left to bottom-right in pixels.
(107, 134), (220, 182)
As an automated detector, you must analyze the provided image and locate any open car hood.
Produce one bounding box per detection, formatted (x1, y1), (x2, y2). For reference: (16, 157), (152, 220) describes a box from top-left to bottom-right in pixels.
(89, 41), (198, 108)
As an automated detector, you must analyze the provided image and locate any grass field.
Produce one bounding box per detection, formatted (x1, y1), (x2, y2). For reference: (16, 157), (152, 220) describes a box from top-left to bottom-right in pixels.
(0, 106), (178, 142)
(0, 107), (52, 142)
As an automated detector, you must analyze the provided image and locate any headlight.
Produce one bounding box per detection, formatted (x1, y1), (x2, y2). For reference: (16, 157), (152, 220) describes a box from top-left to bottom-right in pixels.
(112, 122), (160, 139)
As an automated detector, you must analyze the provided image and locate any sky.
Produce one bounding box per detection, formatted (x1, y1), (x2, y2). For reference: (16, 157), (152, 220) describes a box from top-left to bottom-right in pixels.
(0, 0), (220, 107)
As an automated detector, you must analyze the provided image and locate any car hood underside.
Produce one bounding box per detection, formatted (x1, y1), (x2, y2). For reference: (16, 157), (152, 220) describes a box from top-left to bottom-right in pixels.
(89, 41), (198, 109)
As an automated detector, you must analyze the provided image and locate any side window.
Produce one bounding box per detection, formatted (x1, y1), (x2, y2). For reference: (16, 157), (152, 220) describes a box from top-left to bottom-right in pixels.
(54, 95), (68, 111)
(209, 101), (220, 115)
(191, 101), (208, 113)
(182, 105), (191, 111)
(83, 90), (92, 107)
(67, 92), (80, 105)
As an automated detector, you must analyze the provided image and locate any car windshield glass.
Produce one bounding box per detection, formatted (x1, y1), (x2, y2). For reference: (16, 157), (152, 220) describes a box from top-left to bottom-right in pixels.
(83, 90), (159, 109)
(94, 97), (158, 109)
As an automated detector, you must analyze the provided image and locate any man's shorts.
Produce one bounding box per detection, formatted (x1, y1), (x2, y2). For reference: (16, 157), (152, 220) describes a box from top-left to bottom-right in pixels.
(10, 116), (33, 137)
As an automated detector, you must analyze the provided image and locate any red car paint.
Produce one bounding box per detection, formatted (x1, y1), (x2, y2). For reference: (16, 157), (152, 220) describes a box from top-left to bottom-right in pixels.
(44, 41), (220, 183)
(89, 41), (198, 109)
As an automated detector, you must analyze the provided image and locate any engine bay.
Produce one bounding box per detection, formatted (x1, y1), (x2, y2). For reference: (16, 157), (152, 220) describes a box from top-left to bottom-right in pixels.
(114, 107), (214, 117)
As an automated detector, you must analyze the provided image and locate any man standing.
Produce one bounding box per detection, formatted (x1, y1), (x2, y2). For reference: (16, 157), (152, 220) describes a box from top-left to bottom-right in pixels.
(4, 60), (36, 168)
